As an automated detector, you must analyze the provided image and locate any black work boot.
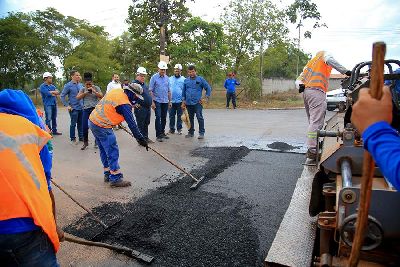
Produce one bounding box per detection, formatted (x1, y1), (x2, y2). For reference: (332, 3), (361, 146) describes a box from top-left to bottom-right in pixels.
(81, 141), (89, 150)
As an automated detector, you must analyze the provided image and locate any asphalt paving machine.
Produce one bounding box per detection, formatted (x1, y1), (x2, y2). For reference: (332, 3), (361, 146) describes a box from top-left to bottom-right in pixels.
(310, 60), (400, 266)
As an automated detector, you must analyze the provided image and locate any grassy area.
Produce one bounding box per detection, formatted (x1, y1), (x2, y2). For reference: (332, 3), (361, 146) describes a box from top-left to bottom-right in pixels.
(29, 88), (304, 110)
(205, 87), (304, 109)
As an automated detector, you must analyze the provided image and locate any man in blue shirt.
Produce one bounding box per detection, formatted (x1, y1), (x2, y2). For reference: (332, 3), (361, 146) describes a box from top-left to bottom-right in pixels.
(40, 72), (62, 135)
(224, 72), (240, 109)
(149, 61), (171, 142)
(61, 70), (84, 143)
(182, 65), (212, 139)
(133, 67), (154, 143)
(351, 86), (400, 190)
(169, 64), (185, 135)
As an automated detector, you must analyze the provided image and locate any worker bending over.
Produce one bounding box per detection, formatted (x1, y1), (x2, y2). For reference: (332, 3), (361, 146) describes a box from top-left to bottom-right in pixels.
(0, 89), (63, 266)
(89, 84), (148, 188)
(296, 51), (351, 164)
(351, 86), (400, 190)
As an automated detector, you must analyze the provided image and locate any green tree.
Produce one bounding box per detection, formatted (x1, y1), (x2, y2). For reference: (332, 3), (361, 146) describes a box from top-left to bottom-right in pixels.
(126, 0), (193, 72)
(64, 27), (120, 91)
(263, 40), (310, 79)
(0, 13), (55, 89)
(221, 0), (287, 71)
(169, 17), (228, 85)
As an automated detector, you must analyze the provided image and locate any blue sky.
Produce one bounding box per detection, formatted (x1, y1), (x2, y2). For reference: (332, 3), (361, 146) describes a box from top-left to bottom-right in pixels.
(1, 0), (399, 72)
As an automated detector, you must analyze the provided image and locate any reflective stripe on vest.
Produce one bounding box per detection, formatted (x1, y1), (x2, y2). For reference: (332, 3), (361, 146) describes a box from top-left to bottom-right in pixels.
(0, 132), (48, 189)
(90, 89), (130, 128)
(302, 53), (332, 92)
(0, 113), (59, 252)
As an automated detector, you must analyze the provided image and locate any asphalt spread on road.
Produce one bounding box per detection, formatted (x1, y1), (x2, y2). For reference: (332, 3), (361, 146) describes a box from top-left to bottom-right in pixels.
(65, 146), (303, 266)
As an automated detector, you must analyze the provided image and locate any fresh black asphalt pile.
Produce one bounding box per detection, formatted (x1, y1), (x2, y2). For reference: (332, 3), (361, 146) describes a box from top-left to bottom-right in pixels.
(267, 141), (300, 151)
(65, 146), (303, 266)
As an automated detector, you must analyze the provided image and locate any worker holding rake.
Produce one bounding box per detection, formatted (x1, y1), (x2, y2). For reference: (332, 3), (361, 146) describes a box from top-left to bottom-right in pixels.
(89, 84), (148, 188)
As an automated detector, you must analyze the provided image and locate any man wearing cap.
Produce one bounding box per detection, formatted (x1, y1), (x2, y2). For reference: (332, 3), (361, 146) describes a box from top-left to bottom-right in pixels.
(133, 67), (153, 143)
(169, 64), (185, 135)
(89, 84), (148, 187)
(149, 61), (171, 142)
(40, 72), (62, 135)
(182, 65), (212, 139)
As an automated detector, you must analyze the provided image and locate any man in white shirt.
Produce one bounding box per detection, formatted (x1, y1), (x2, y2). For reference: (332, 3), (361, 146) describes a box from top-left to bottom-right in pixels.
(106, 73), (121, 94)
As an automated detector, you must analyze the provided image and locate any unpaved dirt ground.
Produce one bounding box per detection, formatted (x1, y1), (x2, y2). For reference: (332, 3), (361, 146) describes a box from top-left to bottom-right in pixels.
(50, 108), (321, 266)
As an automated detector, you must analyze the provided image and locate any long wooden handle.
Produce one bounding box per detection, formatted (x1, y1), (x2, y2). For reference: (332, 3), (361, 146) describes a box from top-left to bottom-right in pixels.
(118, 124), (199, 182)
(348, 42), (386, 267)
(51, 179), (108, 228)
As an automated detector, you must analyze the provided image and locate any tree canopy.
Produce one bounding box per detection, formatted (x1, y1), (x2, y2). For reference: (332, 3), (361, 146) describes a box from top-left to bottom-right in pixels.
(0, 0), (323, 97)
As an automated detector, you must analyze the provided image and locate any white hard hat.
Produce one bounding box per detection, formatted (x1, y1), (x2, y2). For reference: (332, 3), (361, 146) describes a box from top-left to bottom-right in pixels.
(43, 72), (53, 79)
(174, 64), (182, 70)
(136, 67), (147, 75)
(158, 61), (168, 70)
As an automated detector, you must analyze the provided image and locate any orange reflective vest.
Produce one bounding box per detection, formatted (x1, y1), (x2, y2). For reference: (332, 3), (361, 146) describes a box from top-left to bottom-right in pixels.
(0, 113), (60, 252)
(301, 52), (332, 92)
(90, 88), (131, 128)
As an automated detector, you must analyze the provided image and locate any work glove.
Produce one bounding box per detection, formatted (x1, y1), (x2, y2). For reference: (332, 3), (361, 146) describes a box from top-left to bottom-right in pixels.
(345, 70), (352, 76)
(299, 84), (305, 93)
(137, 138), (149, 151)
(128, 83), (143, 95)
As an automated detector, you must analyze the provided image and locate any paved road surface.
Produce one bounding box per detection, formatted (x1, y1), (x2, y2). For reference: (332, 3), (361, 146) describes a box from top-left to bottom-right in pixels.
(51, 108), (332, 266)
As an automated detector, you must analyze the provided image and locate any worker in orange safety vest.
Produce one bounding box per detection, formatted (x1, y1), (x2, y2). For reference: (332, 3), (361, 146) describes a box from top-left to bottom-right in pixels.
(295, 51), (351, 165)
(89, 84), (148, 187)
(0, 89), (64, 266)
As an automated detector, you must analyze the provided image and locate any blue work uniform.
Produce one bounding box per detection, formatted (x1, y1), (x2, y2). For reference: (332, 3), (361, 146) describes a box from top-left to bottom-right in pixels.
(182, 75), (212, 135)
(61, 81), (84, 141)
(40, 83), (59, 133)
(0, 89), (58, 267)
(133, 80), (152, 139)
(169, 75), (185, 132)
(363, 121), (400, 190)
(224, 78), (240, 108)
(149, 73), (170, 138)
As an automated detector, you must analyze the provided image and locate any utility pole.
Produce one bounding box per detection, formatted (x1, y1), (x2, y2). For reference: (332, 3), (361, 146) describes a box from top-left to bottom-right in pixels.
(296, 21), (303, 77)
(158, 0), (167, 59)
(260, 38), (264, 98)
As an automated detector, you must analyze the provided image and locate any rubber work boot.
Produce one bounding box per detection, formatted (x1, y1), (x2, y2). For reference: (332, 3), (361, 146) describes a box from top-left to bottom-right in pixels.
(110, 180), (132, 188)
(81, 141), (89, 150)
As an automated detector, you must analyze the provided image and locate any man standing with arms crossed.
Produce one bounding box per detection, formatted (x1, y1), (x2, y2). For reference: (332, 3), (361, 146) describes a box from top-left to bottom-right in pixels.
(224, 71), (240, 109)
(169, 64), (185, 135)
(61, 70), (84, 144)
(182, 65), (212, 139)
(296, 51), (351, 164)
(149, 61), (171, 142)
(40, 72), (62, 136)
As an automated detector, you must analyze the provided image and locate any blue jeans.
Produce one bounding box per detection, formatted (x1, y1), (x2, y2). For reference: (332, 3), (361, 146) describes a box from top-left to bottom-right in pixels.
(0, 230), (59, 267)
(186, 103), (205, 135)
(82, 107), (95, 143)
(134, 107), (151, 139)
(69, 109), (83, 141)
(89, 121), (121, 180)
(154, 101), (168, 137)
(44, 105), (58, 133)
(169, 102), (183, 132)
